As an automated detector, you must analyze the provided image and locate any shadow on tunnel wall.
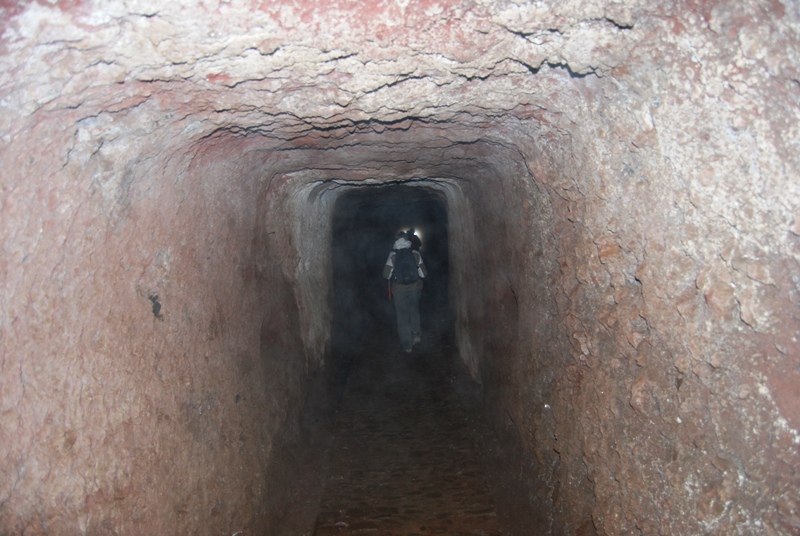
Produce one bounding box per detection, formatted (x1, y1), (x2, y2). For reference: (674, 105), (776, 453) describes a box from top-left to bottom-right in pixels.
(330, 184), (452, 363)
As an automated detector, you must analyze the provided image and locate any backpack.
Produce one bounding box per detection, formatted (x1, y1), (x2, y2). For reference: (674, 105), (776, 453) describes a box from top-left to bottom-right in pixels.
(392, 248), (419, 285)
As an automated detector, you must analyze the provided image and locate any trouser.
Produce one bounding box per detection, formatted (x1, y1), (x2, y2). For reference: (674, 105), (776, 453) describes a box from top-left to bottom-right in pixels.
(392, 287), (422, 351)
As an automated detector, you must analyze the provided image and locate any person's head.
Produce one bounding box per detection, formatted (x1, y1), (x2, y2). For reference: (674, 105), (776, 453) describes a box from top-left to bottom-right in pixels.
(408, 227), (415, 236)
(396, 230), (408, 239)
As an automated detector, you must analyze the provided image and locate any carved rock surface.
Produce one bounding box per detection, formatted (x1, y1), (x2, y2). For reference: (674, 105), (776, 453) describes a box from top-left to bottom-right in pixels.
(1, 1), (798, 534)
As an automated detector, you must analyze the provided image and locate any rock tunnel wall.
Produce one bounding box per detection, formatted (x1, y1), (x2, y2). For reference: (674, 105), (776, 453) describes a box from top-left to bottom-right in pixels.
(2, 1), (799, 535)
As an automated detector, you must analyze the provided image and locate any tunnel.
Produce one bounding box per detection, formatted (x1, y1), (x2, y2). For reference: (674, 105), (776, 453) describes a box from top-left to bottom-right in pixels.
(1, 1), (799, 535)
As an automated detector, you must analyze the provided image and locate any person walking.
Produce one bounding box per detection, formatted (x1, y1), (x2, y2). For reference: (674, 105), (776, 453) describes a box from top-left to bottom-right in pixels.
(383, 232), (428, 353)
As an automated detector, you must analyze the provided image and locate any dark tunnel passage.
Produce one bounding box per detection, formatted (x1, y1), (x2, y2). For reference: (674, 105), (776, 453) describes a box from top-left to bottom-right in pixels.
(330, 185), (451, 359)
(319, 183), (514, 535)
(2, 2), (799, 535)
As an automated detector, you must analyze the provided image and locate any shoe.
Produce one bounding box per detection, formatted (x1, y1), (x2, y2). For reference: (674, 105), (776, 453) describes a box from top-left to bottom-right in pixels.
(413, 335), (421, 345)
(405, 348), (412, 353)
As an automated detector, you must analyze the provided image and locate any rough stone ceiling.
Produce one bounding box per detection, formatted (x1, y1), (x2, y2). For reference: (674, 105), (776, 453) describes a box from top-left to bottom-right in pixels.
(0, 0), (646, 142)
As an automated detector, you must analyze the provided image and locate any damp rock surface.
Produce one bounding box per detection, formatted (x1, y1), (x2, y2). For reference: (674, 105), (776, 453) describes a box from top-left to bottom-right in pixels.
(1, 1), (799, 535)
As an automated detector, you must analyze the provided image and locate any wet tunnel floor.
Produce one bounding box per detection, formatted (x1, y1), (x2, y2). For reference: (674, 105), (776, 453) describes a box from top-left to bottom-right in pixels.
(312, 333), (504, 535)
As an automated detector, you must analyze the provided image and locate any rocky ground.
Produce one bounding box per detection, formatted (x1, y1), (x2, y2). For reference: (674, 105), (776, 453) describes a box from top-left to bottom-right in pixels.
(266, 321), (517, 536)
(313, 333), (503, 536)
